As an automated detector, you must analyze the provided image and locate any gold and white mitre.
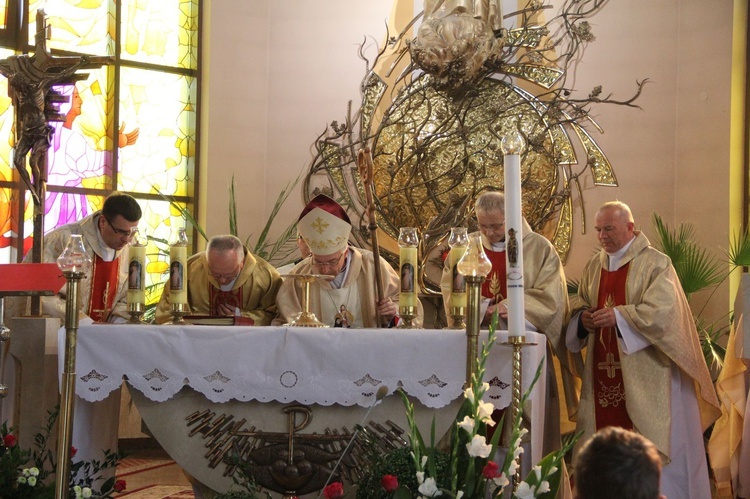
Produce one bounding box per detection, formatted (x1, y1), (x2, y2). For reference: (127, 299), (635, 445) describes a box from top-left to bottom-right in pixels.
(297, 194), (352, 257)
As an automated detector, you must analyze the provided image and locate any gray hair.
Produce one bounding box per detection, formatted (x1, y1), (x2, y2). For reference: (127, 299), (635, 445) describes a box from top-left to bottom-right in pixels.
(207, 235), (244, 263)
(475, 191), (505, 214)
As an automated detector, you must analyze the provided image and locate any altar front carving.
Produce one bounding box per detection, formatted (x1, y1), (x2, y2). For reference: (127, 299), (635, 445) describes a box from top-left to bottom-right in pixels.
(66, 325), (547, 494)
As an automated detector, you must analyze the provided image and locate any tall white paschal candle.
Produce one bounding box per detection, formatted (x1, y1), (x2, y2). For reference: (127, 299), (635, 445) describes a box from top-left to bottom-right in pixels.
(502, 129), (526, 337)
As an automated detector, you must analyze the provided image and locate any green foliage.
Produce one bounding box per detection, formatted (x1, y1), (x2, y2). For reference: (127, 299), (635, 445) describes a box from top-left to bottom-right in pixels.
(650, 212), (750, 369)
(0, 407), (125, 498)
(651, 213), (724, 298)
(214, 453), (272, 499)
(356, 446), (450, 499)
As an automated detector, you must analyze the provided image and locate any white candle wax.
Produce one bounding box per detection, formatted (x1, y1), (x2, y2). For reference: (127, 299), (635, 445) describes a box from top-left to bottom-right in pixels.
(504, 152), (525, 337)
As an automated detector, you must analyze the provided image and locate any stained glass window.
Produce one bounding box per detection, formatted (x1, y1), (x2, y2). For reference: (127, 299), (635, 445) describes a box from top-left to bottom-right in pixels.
(0, 0), (199, 306)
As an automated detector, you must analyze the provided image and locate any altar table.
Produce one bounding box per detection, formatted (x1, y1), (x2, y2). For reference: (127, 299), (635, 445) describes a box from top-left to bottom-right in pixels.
(63, 325), (547, 493)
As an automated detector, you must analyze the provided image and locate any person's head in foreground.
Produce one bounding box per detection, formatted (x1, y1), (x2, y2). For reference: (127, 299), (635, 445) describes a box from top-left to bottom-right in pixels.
(573, 426), (665, 499)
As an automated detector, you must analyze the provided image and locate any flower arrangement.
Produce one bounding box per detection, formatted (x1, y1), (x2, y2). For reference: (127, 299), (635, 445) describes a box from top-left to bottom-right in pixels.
(354, 320), (578, 499)
(0, 407), (126, 498)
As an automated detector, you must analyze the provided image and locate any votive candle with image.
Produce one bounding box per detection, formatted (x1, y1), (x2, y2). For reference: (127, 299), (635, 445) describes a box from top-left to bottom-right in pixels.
(448, 227), (468, 309)
(169, 227), (189, 305)
(127, 229), (147, 306)
(398, 227), (419, 309)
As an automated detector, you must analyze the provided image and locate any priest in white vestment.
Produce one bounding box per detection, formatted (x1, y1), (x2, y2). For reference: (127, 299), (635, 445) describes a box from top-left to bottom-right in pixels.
(276, 194), (421, 328)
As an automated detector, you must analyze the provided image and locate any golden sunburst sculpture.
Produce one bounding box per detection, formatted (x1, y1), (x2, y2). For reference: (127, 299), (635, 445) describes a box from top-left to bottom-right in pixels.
(303, 0), (646, 293)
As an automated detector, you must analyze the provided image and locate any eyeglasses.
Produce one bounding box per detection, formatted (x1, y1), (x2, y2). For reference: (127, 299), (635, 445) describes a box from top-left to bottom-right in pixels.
(103, 215), (137, 237)
(478, 222), (505, 232)
(208, 266), (242, 280)
(312, 252), (346, 269)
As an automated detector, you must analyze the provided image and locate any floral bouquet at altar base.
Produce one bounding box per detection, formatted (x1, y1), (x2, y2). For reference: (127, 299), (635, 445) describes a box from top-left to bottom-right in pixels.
(0, 408), (127, 498)
(349, 319), (579, 499)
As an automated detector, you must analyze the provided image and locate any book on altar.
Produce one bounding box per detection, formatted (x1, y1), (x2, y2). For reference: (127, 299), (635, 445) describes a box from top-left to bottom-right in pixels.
(183, 315), (255, 326)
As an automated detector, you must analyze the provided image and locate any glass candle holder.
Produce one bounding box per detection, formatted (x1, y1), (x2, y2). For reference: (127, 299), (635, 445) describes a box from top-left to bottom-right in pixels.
(398, 227), (419, 311)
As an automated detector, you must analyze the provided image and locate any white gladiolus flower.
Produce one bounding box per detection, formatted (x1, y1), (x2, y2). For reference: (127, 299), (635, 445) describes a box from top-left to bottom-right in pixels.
(538, 481), (551, 494)
(513, 445), (525, 458)
(548, 465), (558, 476)
(458, 415), (475, 433)
(508, 460), (519, 476)
(456, 491), (464, 498)
(421, 455), (429, 467)
(418, 477), (442, 497)
(533, 465), (542, 480)
(464, 386), (476, 403)
(493, 472), (510, 489)
(515, 482), (536, 499)
(477, 400), (495, 424)
(466, 434), (492, 458)
(417, 471), (425, 484)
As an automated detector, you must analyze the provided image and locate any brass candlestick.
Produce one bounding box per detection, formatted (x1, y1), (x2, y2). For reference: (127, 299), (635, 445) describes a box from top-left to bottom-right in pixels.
(283, 274), (333, 328)
(397, 305), (418, 328)
(127, 302), (146, 324)
(166, 302), (188, 325)
(448, 305), (466, 330)
(54, 232), (92, 499)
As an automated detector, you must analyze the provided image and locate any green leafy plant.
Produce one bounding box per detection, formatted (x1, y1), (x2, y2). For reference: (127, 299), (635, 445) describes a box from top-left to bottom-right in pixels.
(650, 212), (750, 369)
(355, 316), (578, 499)
(0, 407), (126, 498)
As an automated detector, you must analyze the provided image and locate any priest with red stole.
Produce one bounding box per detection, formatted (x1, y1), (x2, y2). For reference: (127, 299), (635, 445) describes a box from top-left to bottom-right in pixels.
(33, 191), (142, 322)
(566, 201), (720, 498)
(440, 190), (575, 495)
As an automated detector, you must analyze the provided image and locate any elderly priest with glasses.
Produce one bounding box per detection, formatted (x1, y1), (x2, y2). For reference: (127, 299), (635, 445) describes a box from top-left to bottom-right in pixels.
(276, 194), (420, 328)
(155, 234), (283, 325)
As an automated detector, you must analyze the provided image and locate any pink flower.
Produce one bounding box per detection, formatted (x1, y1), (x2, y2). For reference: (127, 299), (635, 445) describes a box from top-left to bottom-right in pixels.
(3, 434), (16, 447)
(381, 474), (399, 492)
(482, 461), (499, 479)
(113, 479), (127, 492)
(323, 482), (345, 498)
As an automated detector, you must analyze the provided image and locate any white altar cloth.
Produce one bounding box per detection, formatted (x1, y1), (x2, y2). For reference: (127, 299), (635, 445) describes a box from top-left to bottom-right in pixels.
(65, 325), (546, 411)
(61, 325), (548, 489)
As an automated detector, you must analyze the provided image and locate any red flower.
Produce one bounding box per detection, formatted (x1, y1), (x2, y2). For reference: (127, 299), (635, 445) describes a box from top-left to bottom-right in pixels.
(70, 446), (78, 458)
(323, 482), (345, 498)
(482, 461), (499, 479)
(381, 474), (399, 492)
(3, 434), (16, 448)
(113, 479), (127, 493)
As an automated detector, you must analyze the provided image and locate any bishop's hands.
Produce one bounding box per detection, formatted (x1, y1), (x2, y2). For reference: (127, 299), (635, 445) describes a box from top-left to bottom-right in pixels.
(378, 298), (398, 323)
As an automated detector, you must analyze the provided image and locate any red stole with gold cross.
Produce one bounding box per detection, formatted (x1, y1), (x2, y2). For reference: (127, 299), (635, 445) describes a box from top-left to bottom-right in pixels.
(482, 247), (507, 304)
(209, 285), (243, 316)
(594, 263), (634, 430)
(88, 255), (120, 322)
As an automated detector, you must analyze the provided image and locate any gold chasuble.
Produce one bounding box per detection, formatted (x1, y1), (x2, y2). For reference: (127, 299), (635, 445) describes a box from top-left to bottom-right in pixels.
(593, 264), (633, 431)
(88, 255), (121, 322)
(482, 248), (507, 305)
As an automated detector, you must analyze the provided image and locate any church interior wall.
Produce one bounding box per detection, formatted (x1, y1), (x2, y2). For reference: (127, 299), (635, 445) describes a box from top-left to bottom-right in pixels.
(202, 0), (739, 320)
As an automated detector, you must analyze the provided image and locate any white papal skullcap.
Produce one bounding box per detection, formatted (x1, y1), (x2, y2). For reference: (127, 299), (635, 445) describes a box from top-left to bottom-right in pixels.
(297, 194), (351, 256)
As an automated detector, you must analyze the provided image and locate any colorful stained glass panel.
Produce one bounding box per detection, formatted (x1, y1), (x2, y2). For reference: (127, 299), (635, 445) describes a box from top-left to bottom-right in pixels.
(29, 0), (115, 57)
(120, 0), (199, 69)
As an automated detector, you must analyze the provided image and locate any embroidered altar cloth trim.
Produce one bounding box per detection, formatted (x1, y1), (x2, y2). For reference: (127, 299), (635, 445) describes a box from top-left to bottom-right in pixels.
(64, 325), (546, 409)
